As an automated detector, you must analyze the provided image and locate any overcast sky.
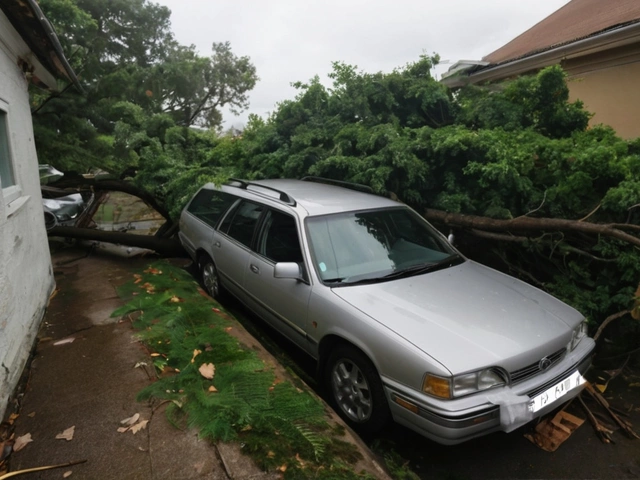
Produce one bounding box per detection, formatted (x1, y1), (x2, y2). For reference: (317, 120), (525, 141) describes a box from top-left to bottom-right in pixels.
(154, 0), (570, 128)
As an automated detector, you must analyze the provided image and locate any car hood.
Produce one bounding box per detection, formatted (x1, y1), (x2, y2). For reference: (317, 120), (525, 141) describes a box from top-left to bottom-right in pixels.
(331, 260), (583, 375)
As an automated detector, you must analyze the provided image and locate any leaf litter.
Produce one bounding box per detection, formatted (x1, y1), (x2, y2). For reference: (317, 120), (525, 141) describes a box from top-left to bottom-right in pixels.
(113, 262), (368, 478)
(13, 434), (32, 452)
(118, 414), (148, 434)
(56, 426), (75, 441)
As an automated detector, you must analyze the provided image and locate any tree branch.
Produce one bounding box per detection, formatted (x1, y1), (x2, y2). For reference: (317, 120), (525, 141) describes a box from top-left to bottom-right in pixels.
(424, 209), (640, 248)
(49, 177), (172, 223)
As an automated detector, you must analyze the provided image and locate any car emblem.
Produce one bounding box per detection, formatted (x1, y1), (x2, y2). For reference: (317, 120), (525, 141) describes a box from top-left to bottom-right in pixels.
(538, 356), (552, 371)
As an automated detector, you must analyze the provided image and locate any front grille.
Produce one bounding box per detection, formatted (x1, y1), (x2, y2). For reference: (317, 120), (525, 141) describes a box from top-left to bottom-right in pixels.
(509, 347), (566, 385)
(526, 363), (579, 398)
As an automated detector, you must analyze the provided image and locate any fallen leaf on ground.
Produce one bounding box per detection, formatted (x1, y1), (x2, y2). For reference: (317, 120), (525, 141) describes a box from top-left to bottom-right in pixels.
(170, 296), (182, 303)
(267, 451), (275, 458)
(150, 353), (161, 357)
(224, 327), (232, 332)
(208, 386), (218, 393)
(63, 471), (72, 478)
(130, 420), (148, 434)
(211, 307), (221, 313)
(144, 267), (162, 275)
(295, 453), (306, 467)
(134, 362), (147, 369)
(27, 412), (35, 418)
(629, 382), (640, 387)
(13, 433), (33, 452)
(241, 425), (252, 432)
(278, 464), (287, 472)
(117, 427), (129, 433)
(53, 338), (75, 346)
(120, 413), (140, 426)
(191, 349), (202, 363)
(56, 426), (75, 441)
(199, 363), (215, 379)
(8, 413), (18, 424)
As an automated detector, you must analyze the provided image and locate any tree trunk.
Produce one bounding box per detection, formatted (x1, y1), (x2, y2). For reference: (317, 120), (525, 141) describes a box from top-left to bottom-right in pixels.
(48, 227), (185, 257)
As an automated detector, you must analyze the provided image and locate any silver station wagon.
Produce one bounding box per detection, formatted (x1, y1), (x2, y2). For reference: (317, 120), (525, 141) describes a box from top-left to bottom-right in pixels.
(178, 178), (595, 445)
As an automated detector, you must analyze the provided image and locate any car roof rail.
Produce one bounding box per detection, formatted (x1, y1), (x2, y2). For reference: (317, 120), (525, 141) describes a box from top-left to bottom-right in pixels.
(301, 176), (374, 194)
(227, 178), (296, 206)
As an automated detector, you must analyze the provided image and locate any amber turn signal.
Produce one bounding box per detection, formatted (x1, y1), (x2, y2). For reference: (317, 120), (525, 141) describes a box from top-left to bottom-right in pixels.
(423, 374), (452, 399)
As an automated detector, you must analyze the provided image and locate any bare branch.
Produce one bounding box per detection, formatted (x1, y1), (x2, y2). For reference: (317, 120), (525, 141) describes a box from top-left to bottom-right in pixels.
(578, 203), (601, 222)
(593, 310), (631, 341)
(515, 191), (546, 219)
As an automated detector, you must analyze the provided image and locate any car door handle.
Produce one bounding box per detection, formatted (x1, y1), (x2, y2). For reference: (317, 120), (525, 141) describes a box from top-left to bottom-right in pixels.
(214, 241), (221, 248)
(249, 264), (259, 274)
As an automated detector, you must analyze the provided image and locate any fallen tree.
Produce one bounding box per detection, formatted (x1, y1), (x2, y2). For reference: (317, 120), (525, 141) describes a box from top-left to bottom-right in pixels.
(423, 209), (640, 248)
(47, 226), (185, 256)
(43, 177), (184, 257)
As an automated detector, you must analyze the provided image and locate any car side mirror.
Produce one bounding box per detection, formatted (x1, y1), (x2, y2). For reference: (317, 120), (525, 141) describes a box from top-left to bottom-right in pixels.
(274, 262), (303, 281)
(447, 232), (455, 245)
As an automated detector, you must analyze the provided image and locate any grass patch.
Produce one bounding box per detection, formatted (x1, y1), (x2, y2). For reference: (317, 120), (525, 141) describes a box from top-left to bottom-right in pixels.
(113, 261), (374, 479)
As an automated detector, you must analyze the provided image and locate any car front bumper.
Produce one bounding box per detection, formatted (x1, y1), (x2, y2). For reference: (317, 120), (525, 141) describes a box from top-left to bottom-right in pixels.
(383, 338), (595, 445)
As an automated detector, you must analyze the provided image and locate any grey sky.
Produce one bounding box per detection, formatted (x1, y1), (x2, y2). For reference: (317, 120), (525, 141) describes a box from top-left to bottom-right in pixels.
(154, 0), (570, 127)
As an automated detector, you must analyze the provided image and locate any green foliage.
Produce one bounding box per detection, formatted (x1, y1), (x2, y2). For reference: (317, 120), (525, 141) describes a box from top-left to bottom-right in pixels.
(203, 61), (637, 334)
(456, 66), (591, 138)
(115, 263), (370, 479)
(38, 2), (640, 336)
(33, 0), (258, 173)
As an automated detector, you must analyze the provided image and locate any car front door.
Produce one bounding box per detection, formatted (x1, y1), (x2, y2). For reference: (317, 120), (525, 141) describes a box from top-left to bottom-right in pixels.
(243, 209), (313, 352)
(213, 200), (264, 299)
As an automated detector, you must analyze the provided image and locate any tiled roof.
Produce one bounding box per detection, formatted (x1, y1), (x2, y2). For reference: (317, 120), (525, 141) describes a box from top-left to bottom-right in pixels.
(484, 0), (640, 64)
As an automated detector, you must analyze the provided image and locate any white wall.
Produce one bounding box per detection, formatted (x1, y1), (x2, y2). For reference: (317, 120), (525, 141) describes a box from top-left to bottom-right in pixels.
(0, 11), (55, 419)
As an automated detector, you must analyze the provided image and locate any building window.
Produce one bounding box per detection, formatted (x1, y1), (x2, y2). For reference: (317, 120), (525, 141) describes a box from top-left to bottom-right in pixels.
(0, 110), (14, 190)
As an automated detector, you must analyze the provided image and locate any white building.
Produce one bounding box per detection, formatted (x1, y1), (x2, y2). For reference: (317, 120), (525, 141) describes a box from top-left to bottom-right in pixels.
(0, 0), (79, 418)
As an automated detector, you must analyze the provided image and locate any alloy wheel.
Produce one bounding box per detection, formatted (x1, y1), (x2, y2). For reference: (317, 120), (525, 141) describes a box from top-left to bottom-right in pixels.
(331, 358), (372, 422)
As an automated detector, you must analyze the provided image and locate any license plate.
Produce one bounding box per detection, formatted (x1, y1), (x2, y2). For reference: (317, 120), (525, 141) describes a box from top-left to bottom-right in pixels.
(527, 370), (585, 413)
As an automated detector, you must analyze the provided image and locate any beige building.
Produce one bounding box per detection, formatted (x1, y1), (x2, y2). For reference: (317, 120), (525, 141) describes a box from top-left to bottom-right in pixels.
(442, 0), (640, 140)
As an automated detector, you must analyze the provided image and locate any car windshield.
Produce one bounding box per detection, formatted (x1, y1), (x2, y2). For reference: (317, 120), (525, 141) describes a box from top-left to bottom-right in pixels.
(306, 207), (461, 285)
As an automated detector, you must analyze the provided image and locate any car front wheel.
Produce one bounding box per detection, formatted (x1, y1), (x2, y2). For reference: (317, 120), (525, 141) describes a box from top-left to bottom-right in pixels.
(325, 345), (390, 433)
(199, 255), (221, 300)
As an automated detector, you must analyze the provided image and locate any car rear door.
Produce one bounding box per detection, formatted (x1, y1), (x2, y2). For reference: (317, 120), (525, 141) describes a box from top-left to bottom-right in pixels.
(179, 188), (237, 259)
(243, 208), (312, 351)
(213, 199), (265, 299)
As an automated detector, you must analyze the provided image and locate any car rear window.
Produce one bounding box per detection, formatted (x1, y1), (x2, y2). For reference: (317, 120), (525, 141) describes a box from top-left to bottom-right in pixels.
(221, 200), (263, 248)
(187, 189), (236, 228)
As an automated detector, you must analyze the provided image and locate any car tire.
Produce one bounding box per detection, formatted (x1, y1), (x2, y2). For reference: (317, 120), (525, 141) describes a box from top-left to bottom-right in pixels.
(325, 345), (390, 433)
(199, 255), (222, 300)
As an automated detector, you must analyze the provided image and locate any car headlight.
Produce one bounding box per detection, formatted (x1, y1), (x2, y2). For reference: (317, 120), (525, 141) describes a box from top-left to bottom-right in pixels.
(423, 369), (506, 399)
(570, 321), (588, 351)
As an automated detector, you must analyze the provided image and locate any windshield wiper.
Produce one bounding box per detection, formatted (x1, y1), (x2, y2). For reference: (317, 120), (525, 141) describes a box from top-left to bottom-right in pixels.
(330, 254), (464, 287)
(377, 253), (464, 282)
(323, 277), (346, 284)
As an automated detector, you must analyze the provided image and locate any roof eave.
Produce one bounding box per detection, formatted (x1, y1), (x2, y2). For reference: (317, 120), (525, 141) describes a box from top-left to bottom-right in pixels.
(0, 0), (82, 92)
(442, 21), (640, 88)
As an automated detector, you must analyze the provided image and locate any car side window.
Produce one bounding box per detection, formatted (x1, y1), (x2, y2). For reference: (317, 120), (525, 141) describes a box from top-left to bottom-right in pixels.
(187, 189), (236, 228)
(221, 200), (263, 248)
(258, 210), (303, 263)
